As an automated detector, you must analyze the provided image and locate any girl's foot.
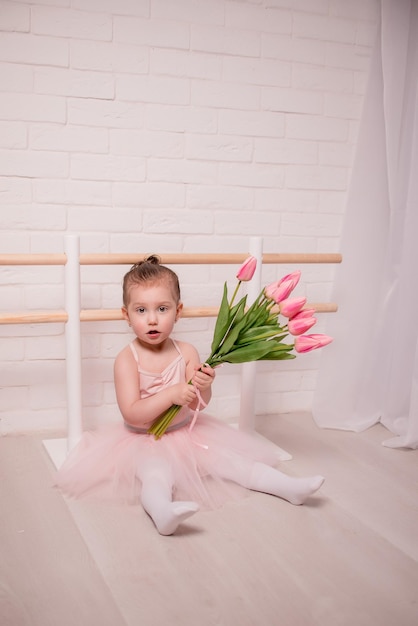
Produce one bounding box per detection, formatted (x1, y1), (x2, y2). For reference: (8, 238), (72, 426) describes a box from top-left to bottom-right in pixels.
(286, 475), (325, 505)
(156, 501), (199, 536)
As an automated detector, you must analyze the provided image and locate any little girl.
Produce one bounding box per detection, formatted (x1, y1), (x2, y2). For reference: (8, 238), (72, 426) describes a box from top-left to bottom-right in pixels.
(56, 256), (324, 535)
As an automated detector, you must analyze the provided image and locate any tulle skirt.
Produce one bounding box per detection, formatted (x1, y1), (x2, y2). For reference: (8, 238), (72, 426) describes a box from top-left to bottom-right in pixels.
(55, 412), (280, 509)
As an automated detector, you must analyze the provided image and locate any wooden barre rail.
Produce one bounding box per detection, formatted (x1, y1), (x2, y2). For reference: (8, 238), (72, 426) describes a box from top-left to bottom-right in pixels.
(0, 247), (340, 325)
(0, 252), (342, 266)
(0, 302), (338, 325)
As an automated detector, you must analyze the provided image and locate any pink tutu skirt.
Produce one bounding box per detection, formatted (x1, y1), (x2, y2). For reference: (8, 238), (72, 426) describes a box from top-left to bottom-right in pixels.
(55, 412), (280, 509)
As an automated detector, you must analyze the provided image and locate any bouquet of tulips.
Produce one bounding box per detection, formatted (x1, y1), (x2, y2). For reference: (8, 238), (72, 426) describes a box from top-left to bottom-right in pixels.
(148, 256), (332, 438)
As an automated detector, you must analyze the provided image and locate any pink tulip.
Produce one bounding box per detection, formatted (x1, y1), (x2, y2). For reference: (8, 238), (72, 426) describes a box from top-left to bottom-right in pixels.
(279, 297), (307, 318)
(290, 308), (316, 320)
(265, 270), (301, 304)
(288, 316), (316, 336)
(236, 255), (257, 281)
(294, 334), (333, 353)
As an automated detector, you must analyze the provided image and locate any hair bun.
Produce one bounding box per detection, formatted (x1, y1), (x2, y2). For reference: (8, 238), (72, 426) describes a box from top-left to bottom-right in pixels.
(144, 255), (161, 265)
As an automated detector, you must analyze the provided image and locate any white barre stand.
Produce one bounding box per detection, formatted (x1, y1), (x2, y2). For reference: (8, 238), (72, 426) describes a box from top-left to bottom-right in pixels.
(235, 237), (291, 461)
(43, 234), (83, 468)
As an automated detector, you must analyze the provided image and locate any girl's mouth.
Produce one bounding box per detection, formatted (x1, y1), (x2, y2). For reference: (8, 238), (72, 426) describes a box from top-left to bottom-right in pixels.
(148, 330), (160, 336)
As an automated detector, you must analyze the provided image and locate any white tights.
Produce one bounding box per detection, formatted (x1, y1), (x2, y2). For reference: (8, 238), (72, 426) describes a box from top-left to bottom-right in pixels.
(137, 457), (324, 535)
(137, 458), (198, 536)
(228, 461), (324, 507)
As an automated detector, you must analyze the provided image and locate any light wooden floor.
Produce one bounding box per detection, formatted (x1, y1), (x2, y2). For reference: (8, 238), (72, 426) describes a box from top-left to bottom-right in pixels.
(1, 412), (417, 626)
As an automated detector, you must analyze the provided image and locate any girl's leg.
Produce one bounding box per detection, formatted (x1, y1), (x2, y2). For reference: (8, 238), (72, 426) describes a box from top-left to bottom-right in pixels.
(219, 460), (324, 505)
(137, 457), (199, 535)
(247, 462), (324, 505)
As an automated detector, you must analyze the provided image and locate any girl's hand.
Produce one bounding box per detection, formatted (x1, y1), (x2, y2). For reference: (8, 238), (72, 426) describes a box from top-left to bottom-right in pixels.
(191, 364), (216, 392)
(170, 382), (197, 406)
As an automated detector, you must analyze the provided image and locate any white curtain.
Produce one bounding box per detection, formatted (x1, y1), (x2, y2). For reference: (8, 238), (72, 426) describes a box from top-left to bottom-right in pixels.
(312, 0), (418, 450)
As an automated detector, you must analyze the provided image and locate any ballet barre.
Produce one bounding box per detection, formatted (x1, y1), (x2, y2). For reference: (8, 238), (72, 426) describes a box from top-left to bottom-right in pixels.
(0, 251), (342, 267)
(0, 235), (341, 467)
(0, 302), (337, 326)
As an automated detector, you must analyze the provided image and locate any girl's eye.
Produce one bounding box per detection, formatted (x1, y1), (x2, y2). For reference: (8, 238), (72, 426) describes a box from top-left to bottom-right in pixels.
(136, 307), (145, 314)
(159, 306), (168, 313)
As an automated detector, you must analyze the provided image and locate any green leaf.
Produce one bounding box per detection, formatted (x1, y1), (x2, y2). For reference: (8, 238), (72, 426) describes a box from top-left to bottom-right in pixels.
(229, 297), (246, 321)
(210, 282), (231, 353)
(236, 326), (287, 345)
(258, 350), (296, 361)
(220, 340), (278, 363)
(241, 297), (273, 333)
(258, 351), (296, 361)
(228, 295), (247, 329)
(268, 336), (293, 347)
(214, 299), (251, 357)
(257, 342), (296, 360)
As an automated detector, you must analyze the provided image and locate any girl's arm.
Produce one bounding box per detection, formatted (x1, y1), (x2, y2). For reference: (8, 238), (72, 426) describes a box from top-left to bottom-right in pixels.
(180, 341), (216, 409)
(114, 345), (197, 428)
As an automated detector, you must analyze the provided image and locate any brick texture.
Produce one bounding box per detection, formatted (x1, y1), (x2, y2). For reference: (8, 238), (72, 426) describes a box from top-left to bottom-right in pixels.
(0, 0), (378, 433)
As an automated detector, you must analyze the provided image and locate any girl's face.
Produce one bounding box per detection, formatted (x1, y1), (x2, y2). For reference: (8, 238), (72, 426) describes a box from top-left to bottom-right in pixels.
(122, 281), (182, 348)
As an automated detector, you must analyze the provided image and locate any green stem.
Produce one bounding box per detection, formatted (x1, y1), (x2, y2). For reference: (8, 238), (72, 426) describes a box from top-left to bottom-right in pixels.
(229, 280), (241, 308)
(148, 404), (182, 438)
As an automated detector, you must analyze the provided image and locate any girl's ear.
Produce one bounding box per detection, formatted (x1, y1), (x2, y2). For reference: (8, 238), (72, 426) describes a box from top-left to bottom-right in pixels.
(121, 307), (129, 323)
(175, 302), (183, 322)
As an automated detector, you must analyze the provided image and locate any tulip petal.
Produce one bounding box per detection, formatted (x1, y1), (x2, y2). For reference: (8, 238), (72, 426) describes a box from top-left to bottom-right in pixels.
(288, 316), (316, 336)
(294, 334), (333, 353)
(236, 255), (257, 281)
(291, 308), (316, 320)
(279, 297), (307, 318)
(265, 270), (301, 304)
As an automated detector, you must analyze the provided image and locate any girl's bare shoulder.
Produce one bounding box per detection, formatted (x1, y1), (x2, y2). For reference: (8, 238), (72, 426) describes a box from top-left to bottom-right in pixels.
(114, 343), (135, 369)
(174, 339), (199, 362)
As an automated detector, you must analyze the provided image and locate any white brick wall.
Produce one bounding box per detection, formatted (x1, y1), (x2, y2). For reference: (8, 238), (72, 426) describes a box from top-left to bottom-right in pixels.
(0, 0), (379, 434)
